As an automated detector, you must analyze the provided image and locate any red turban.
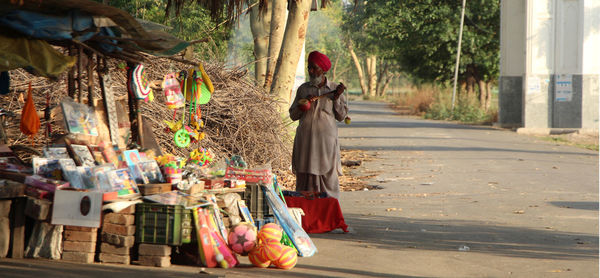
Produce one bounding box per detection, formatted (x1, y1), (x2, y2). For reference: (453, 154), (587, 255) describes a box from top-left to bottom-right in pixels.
(308, 51), (331, 72)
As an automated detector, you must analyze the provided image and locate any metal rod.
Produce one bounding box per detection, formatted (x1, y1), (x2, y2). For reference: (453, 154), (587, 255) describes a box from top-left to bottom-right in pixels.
(451, 0), (467, 111)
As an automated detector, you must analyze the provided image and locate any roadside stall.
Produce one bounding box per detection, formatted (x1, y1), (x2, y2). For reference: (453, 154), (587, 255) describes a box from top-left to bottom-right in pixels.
(0, 0), (314, 270)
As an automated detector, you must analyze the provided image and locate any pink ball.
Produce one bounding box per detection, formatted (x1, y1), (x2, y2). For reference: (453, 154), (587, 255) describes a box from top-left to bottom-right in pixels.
(227, 222), (257, 255)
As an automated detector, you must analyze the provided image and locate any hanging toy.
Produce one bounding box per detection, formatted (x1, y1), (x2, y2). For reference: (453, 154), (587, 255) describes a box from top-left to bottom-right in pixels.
(173, 70), (190, 148)
(344, 86), (351, 125)
(185, 67), (212, 104)
(163, 72), (184, 109)
(131, 64), (153, 101)
(197, 62), (214, 93)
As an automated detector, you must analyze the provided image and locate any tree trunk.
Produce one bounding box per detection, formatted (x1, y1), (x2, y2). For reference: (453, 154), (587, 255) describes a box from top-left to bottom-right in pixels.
(348, 43), (367, 96)
(376, 61), (389, 96)
(478, 79), (487, 109)
(269, 0), (312, 111)
(379, 73), (393, 96)
(250, 2), (272, 86)
(366, 55), (377, 97)
(466, 77), (475, 100)
(485, 81), (493, 111)
(331, 53), (340, 81)
(264, 0), (286, 89)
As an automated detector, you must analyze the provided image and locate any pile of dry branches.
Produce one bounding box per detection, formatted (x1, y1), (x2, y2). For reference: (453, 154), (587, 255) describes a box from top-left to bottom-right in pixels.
(0, 56), (294, 183)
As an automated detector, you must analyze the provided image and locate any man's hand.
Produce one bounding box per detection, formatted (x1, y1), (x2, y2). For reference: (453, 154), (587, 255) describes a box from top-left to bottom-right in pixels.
(334, 83), (346, 100)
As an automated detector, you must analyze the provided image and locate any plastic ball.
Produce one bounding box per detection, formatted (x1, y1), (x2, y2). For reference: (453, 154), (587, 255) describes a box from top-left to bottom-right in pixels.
(227, 222), (257, 255)
(274, 246), (297, 270)
(258, 223), (283, 242)
(248, 248), (270, 268)
(261, 238), (284, 261)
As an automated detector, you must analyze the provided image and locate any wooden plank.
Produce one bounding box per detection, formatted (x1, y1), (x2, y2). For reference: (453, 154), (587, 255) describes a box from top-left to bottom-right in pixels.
(9, 197), (25, 258)
(98, 60), (120, 146)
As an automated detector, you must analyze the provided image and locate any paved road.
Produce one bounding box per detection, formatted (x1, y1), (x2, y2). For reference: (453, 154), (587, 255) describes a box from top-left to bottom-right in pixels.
(1, 100), (598, 277)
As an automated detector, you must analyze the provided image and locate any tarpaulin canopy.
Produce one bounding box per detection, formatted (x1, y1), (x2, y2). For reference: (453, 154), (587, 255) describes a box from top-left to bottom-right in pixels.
(0, 33), (76, 78)
(0, 0), (191, 61)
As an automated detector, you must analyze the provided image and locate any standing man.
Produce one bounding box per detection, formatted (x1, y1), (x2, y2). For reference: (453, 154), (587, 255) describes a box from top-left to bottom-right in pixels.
(289, 51), (348, 199)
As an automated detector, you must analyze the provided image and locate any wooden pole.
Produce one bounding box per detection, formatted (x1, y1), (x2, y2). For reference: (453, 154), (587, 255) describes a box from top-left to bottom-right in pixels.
(137, 99), (144, 148)
(126, 62), (136, 146)
(67, 45), (76, 98)
(87, 52), (95, 107)
(77, 45), (83, 102)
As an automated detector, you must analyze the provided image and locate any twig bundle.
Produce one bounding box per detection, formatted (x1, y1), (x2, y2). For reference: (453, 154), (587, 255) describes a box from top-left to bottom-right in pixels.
(0, 56), (294, 187)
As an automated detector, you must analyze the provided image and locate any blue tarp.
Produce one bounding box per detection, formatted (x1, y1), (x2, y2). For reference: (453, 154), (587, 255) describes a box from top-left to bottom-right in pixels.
(0, 10), (119, 52)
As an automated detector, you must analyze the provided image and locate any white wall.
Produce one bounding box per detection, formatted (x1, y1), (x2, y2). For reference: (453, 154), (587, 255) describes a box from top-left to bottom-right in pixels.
(528, 0), (554, 75)
(554, 0), (582, 74)
(582, 0), (600, 74)
(500, 0), (526, 76)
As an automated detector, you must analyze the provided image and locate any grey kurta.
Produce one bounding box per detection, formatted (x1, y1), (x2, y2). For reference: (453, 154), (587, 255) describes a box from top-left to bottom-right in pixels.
(289, 79), (348, 198)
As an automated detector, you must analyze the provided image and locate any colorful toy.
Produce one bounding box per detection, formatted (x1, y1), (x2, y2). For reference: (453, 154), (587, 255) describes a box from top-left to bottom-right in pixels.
(131, 64), (153, 101)
(260, 238), (284, 261)
(274, 246), (297, 270)
(227, 222), (257, 255)
(162, 72), (184, 109)
(188, 148), (213, 167)
(248, 248), (270, 268)
(258, 223), (283, 242)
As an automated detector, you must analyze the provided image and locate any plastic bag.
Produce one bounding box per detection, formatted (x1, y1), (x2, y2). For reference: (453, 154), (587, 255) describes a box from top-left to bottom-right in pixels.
(20, 82), (40, 138)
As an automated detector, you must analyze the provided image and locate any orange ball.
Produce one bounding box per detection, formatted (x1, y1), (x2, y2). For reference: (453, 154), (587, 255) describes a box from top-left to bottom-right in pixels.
(261, 239), (284, 261)
(274, 246), (297, 270)
(258, 223), (283, 242)
(248, 248), (270, 268)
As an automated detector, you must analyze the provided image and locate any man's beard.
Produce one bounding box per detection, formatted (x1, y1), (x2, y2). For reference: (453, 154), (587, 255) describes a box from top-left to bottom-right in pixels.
(309, 74), (324, 87)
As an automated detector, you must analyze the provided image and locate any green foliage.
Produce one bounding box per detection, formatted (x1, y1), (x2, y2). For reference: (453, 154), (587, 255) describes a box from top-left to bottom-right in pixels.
(306, 0), (354, 83)
(343, 0), (500, 83)
(102, 0), (233, 61)
(424, 91), (492, 123)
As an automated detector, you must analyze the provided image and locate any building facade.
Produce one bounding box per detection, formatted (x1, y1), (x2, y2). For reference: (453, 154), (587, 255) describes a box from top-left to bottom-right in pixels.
(499, 0), (599, 130)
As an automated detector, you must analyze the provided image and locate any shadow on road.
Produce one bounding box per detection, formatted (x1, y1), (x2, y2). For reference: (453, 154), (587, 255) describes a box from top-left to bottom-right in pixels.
(340, 144), (598, 157)
(0, 259), (213, 278)
(293, 264), (430, 278)
(338, 120), (497, 131)
(310, 214), (599, 261)
(549, 201), (599, 211)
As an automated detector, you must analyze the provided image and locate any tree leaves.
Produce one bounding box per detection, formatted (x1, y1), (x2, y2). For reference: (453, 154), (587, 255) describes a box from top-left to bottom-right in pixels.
(342, 0), (499, 83)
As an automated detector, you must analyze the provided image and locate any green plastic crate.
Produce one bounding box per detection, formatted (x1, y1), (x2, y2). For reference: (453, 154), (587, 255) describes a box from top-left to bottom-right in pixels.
(135, 203), (192, 246)
(241, 183), (274, 220)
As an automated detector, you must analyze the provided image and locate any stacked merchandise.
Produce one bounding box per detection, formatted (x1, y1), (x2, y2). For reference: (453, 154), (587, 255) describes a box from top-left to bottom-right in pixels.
(62, 226), (97, 263)
(99, 205), (136, 264)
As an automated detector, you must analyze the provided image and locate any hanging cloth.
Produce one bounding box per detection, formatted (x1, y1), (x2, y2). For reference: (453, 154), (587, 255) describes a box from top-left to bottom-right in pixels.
(20, 82), (40, 143)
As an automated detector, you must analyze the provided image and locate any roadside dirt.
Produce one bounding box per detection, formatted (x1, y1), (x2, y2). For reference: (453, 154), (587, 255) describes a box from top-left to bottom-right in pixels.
(339, 149), (380, 192)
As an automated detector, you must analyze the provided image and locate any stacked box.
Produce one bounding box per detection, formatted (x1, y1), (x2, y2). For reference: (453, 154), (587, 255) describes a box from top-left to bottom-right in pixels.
(62, 226), (98, 263)
(136, 244), (171, 267)
(135, 203), (192, 246)
(241, 183), (274, 220)
(99, 205), (135, 265)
